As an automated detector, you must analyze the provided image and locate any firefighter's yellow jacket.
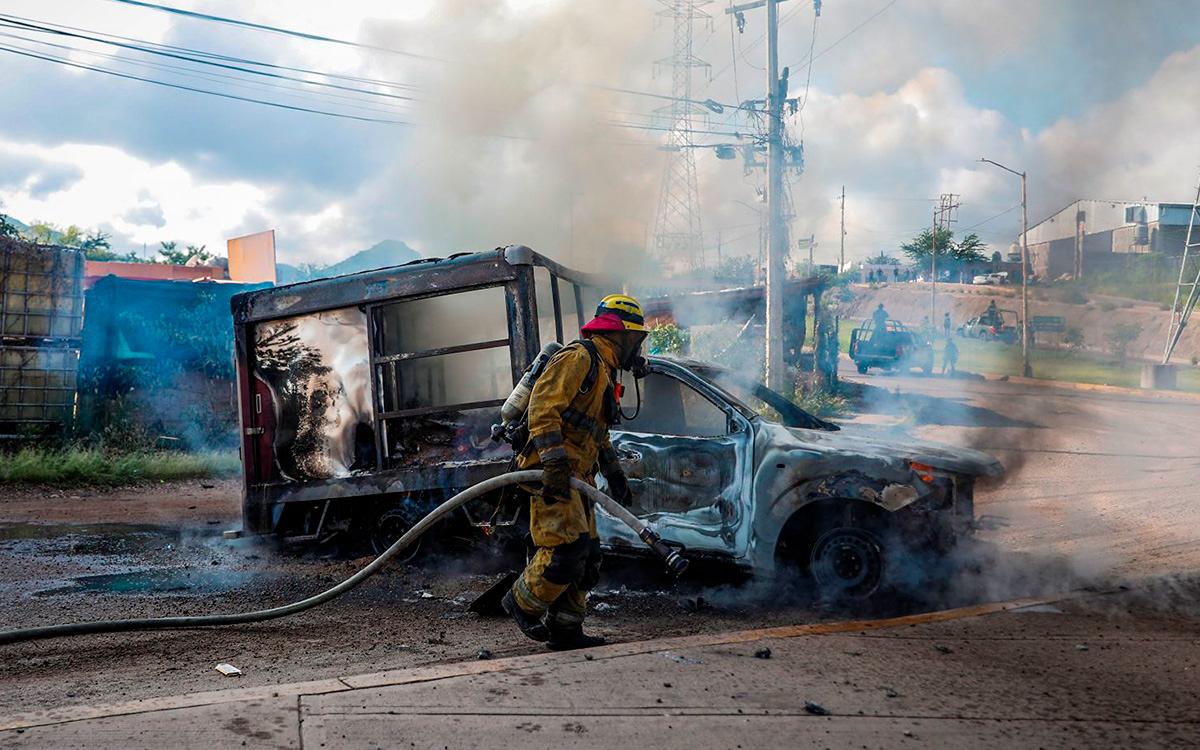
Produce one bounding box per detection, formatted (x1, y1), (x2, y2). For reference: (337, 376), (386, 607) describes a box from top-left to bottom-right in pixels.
(516, 335), (624, 547)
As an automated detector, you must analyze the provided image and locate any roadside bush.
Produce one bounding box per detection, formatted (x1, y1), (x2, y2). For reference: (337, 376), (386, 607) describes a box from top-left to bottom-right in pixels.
(794, 387), (849, 418)
(1191, 354), (1198, 367)
(1063, 327), (1086, 351)
(0, 447), (240, 485)
(1060, 286), (1089, 305)
(1105, 322), (1143, 366)
(648, 323), (690, 356)
(1099, 301), (1117, 312)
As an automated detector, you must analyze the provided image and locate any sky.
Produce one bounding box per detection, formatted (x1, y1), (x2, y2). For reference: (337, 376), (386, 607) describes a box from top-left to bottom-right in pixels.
(1, 0), (1199, 271)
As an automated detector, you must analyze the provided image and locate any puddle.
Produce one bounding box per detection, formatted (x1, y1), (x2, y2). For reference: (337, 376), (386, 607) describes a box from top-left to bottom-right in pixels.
(35, 568), (266, 597)
(0, 523), (219, 555)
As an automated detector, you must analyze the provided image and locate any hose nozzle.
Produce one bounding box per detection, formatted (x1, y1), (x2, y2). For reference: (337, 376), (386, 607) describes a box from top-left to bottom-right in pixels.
(638, 527), (689, 577)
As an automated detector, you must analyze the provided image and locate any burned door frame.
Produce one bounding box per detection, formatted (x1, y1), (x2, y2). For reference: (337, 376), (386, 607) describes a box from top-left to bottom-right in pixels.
(600, 360), (754, 559)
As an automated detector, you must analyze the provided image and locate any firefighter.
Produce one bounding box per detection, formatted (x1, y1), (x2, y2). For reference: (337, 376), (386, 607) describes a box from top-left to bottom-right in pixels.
(501, 294), (645, 650)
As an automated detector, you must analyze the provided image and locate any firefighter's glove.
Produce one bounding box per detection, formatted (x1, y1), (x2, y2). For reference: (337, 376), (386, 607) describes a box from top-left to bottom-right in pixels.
(604, 468), (634, 507)
(541, 457), (572, 504)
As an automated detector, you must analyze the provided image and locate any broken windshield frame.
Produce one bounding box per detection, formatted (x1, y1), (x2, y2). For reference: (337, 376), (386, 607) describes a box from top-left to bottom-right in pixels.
(665, 359), (839, 431)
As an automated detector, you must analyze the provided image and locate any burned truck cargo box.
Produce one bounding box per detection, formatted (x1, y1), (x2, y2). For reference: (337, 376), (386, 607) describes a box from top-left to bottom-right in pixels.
(232, 246), (608, 537)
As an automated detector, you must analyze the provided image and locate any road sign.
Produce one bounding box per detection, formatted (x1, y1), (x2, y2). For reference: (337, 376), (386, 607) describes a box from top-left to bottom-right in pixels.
(1032, 315), (1066, 332)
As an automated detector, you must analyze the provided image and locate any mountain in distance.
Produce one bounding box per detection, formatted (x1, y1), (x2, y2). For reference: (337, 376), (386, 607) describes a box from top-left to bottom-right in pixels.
(276, 239), (421, 284)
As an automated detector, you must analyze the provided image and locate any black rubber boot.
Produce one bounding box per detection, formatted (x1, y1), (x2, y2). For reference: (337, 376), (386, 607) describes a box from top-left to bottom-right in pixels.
(546, 625), (606, 651)
(501, 590), (549, 642)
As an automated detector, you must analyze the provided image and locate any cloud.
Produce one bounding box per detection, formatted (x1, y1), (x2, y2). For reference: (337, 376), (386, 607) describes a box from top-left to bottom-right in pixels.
(122, 202), (167, 228)
(0, 0), (1197, 272)
(0, 141), (269, 252)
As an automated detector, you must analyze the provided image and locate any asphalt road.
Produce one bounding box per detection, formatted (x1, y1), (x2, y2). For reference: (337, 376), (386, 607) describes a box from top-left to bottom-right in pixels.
(1, 373), (1198, 741)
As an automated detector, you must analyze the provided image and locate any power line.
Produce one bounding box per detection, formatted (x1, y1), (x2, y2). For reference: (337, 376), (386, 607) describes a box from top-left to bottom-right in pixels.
(961, 203), (1021, 232)
(606, 119), (752, 139)
(0, 12), (421, 91)
(588, 83), (736, 112)
(0, 37), (665, 147)
(0, 16), (421, 103)
(0, 32), (417, 117)
(0, 43), (413, 124)
(106, 0), (448, 62)
(788, 0), (897, 72)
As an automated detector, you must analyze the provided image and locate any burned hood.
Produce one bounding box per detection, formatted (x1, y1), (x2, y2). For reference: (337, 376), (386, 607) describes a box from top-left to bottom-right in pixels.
(759, 421), (1004, 477)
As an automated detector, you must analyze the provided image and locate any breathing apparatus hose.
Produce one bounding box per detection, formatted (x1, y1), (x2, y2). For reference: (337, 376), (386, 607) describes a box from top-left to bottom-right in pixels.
(0, 471), (687, 646)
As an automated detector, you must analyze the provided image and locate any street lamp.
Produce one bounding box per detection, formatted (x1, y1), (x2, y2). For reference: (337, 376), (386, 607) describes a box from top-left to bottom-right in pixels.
(979, 158), (1033, 378)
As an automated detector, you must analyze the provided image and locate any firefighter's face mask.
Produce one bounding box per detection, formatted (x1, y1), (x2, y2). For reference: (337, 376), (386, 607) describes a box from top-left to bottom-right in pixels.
(610, 331), (648, 374)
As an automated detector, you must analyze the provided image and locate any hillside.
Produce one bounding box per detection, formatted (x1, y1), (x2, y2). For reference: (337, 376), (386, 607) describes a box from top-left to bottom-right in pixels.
(843, 282), (1200, 365)
(277, 239), (421, 284)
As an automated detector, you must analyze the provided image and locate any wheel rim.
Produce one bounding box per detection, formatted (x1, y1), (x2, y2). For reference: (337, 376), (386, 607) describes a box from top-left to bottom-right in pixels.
(371, 506), (424, 560)
(810, 528), (883, 599)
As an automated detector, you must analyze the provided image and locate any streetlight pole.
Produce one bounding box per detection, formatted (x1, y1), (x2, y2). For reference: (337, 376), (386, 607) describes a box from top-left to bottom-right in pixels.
(979, 158), (1033, 378)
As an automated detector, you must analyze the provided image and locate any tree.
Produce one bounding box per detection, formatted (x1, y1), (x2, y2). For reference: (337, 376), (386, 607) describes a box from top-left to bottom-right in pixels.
(1063, 327), (1086, 352)
(901, 228), (988, 273)
(27, 221), (59, 245)
(648, 323), (690, 355)
(1105, 322), (1142, 367)
(866, 251), (901, 265)
(0, 215), (18, 239)
(57, 225), (84, 248)
(157, 240), (212, 265)
(80, 230), (130, 261)
(186, 243), (213, 263)
(713, 255), (756, 284)
(956, 233), (988, 263)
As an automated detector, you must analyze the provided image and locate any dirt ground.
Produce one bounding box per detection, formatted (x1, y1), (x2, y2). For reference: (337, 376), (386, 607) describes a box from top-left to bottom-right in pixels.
(1, 375), (1198, 718)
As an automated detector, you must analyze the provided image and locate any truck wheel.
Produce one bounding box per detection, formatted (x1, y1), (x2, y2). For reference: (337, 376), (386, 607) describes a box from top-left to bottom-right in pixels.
(856, 362), (868, 374)
(809, 526), (884, 600)
(370, 505), (425, 561)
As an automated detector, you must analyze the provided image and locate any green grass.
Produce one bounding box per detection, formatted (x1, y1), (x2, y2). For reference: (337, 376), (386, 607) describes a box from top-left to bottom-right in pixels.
(835, 324), (1200, 392)
(0, 448), (241, 486)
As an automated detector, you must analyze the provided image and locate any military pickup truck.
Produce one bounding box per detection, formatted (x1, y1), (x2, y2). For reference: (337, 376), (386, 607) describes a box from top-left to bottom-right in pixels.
(848, 319), (935, 376)
(231, 246), (1002, 598)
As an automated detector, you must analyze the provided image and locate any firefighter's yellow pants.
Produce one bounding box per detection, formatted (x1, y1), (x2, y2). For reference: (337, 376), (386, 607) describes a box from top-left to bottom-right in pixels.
(511, 488), (602, 629)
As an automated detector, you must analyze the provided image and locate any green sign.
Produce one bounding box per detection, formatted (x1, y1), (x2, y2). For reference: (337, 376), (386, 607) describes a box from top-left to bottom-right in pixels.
(1032, 315), (1066, 332)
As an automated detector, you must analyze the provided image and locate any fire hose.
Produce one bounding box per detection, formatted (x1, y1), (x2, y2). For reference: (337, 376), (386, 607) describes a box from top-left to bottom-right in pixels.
(0, 471), (687, 646)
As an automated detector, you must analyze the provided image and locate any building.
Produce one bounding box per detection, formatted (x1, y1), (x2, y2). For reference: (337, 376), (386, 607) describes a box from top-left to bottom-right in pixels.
(1024, 199), (1194, 279)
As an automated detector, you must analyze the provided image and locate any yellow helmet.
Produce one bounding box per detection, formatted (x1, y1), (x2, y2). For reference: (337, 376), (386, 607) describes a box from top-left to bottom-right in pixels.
(582, 293), (647, 333)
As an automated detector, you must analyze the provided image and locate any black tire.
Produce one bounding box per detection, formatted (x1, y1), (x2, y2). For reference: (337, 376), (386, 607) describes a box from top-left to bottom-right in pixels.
(809, 526), (885, 600)
(369, 504), (425, 561)
(856, 362), (868, 374)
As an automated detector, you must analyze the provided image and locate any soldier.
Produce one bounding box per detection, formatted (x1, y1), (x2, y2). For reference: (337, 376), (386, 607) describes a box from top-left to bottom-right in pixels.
(502, 295), (646, 650)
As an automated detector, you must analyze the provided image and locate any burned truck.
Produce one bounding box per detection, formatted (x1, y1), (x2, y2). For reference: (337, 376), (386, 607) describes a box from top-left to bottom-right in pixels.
(232, 245), (1002, 597)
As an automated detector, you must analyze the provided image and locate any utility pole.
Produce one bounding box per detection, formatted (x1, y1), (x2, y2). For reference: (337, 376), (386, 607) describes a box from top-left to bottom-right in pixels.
(979, 158), (1032, 377)
(839, 185), (846, 272)
(930, 193), (959, 324)
(763, 0), (786, 392)
(725, 0), (807, 391)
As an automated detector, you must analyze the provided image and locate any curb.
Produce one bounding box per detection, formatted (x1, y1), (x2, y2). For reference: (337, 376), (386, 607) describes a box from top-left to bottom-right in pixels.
(991, 374), (1200, 402)
(0, 593), (1073, 732)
